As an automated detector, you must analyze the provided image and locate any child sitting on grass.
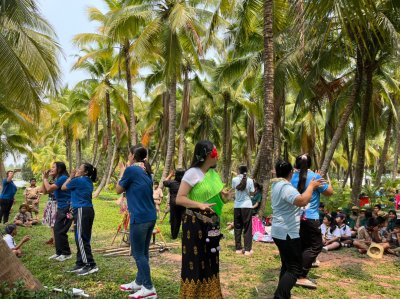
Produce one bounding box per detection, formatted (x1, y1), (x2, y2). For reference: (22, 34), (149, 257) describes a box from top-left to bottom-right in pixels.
(353, 218), (391, 254)
(387, 220), (400, 256)
(14, 204), (38, 227)
(321, 214), (341, 252)
(2, 224), (31, 257)
(336, 213), (353, 247)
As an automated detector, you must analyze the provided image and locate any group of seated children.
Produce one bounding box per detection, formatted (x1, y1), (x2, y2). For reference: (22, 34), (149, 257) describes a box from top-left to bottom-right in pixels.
(319, 204), (400, 256)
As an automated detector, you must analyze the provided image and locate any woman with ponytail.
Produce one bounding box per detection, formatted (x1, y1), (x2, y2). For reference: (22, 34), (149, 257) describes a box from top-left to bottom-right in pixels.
(290, 154), (333, 288)
(116, 145), (157, 299)
(62, 163), (98, 276)
(232, 165), (255, 255)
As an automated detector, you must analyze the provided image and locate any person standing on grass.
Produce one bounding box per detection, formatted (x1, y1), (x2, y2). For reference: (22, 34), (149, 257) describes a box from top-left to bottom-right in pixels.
(271, 160), (325, 299)
(42, 190), (57, 245)
(24, 178), (41, 220)
(162, 169), (186, 239)
(232, 165), (255, 256)
(176, 140), (231, 299)
(62, 163), (98, 276)
(0, 170), (17, 224)
(117, 145), (157, 299)
(290, 154), (333, 289)
(42, 162), (72, 262)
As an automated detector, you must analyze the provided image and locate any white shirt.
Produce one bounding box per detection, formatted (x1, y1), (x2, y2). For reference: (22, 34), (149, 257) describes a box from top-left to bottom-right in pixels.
(338, 224), (352, 238)
(321, 223), (341, 240)
(182, 168), (205, 187)
(232, 175), (255, 208)
(3, 234), (16, 249)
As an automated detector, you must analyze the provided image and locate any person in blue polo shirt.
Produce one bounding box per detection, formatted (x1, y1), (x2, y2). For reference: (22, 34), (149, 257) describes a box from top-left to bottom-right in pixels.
(0, 170), (17, 224)
(42, 162), (72, 262)
(290, 154), (333, 289)
(62, 163), (98, 276)
(117, 145), (157, 299)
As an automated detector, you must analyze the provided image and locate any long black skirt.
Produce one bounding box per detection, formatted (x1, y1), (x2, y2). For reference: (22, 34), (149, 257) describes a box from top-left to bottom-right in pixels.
(178, 210), (223, 299)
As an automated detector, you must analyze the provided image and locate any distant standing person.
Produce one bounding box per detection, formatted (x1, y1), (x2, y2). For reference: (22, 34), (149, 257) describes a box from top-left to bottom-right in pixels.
(42, 162), (72, 262)
(271, 160), (324, 299)
(0, 170), (17, 224)
(232, 165), (255, 255)
(24, 178), (41, 220)
(62, 163), (98, 276)
(153, 181), (163, 218)
(163, 169), (186, 239)
(117, 145), (157, 299)
(291, 154), (333, 289)
(42, 190), (57, 245)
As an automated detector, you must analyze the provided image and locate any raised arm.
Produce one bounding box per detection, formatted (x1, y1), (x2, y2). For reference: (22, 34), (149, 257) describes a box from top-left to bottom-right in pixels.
(293, 178), (325, 207)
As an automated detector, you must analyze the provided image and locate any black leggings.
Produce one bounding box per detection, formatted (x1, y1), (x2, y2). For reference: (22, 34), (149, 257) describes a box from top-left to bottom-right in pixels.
(300, 219), (323, 277)
(273, 236), (302, 299)
(0, 199), (14, 224)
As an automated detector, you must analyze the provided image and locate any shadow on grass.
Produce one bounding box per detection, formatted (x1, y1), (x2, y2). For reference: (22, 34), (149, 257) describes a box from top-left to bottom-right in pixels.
(332, 262), (373, 281)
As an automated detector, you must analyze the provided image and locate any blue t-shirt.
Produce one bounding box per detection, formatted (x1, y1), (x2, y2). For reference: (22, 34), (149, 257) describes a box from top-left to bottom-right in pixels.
(290, 170), (328, 220)
(119, 165), (156, 224)
(66, 176), (93, 208)
(0, 179), (17, 200)
(54, 175), (71, 209)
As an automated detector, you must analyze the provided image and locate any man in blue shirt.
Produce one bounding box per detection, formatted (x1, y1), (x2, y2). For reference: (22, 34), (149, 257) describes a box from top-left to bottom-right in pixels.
(0, 170), (18, 223)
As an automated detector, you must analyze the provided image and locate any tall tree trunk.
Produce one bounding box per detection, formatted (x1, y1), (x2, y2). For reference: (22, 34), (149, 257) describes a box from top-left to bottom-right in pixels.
(349, 127), (356, 188)
(392, 103), (400, 180)
(105, 138), (119, 187)
(91, 120), (99, 165)
(0, 239), (42, 290)
(94, 91), (113, 198)
(258, 0), (275, 217)
(65, 132), (72, 173)
(273, 91), (284, 161)
(0, 161), (6, 182)
(161, 76), (177, 182)
(320, 49), (363, 176)
(75, 139), (81, 167)
(375, 112), (392, 186)
(162, 92), (170, 158)
(124, 41), (137, 146)
(178, 68), (190, 169)
(222, 92), (232, 184)
(342, 133), (351, 189)
(351, 63), (374, 203)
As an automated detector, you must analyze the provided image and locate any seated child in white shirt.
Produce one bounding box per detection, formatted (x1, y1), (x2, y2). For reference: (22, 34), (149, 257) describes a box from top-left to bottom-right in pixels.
(2, 224), (31, 257)
(336, 213), (353, 247)
(321, 214), (341, 252)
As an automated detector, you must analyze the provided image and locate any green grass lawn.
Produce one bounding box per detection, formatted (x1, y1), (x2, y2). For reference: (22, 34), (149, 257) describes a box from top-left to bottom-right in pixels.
(2, 190), (400, 298)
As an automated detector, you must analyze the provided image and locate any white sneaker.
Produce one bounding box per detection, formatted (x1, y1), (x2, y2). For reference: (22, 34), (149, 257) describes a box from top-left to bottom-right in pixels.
(322, 247), (328, 253)
(128, 286), (157, 299)
(55, 254), (72, 261)
(244, 250), (254, 256)
(48, 254), (60, 260)
(120, 280), (142, 292)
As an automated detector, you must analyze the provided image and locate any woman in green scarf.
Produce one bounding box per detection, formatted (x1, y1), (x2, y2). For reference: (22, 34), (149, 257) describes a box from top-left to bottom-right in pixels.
(176, 140), (231, 299)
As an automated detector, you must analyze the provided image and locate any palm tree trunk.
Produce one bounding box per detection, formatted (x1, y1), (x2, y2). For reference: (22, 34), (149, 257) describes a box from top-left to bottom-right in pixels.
(65, 132), (72, 173)
(161, 76), (177, 182)
(91, 120), (99, 165)
(124, 41), (137, 146)
(258, 0), (275, 217)
(222, 92), (232, 184)
(75, 139), (81, 167)
(351, 63), (374, 203)
(178, 68), (190, 169)
(94, 91), (113, 198)
(0, 239), (42, 290)
(320, 49), (363, 176)
(0, 161), (5, 181)
(392, 103), (400, 180)
(105, 138), (119, 187)
(273, 91), (284, 161)
(375, 112), (392, 186)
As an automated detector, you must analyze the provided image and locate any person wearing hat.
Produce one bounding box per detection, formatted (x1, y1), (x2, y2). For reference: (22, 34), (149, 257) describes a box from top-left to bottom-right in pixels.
(13, 204), (38, 227)
(2, 224), (31, 257)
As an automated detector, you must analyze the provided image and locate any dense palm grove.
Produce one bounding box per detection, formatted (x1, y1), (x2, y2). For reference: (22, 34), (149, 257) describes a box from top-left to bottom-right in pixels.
(1, 0), (400, 209)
